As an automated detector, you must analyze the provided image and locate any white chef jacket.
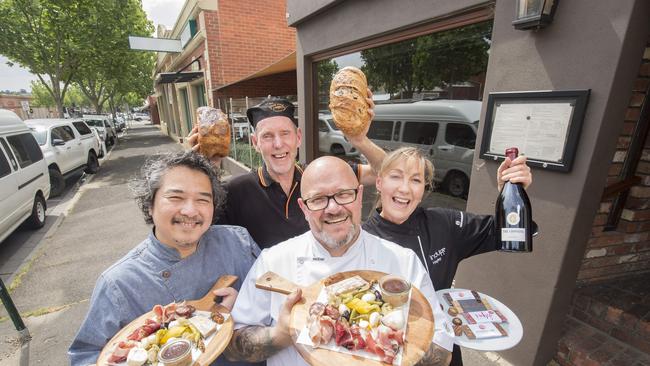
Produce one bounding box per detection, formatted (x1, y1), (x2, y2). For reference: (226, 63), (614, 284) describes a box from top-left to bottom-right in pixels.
(231, 229), (454, 366)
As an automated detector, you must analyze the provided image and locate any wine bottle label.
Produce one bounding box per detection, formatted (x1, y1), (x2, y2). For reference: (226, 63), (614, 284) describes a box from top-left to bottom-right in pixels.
(501, 228), (526, 241)
(506, 212), (520, 225)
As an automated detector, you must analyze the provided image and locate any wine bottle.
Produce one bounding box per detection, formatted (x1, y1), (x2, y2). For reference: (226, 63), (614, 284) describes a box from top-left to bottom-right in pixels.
(496, 147), (533, 252)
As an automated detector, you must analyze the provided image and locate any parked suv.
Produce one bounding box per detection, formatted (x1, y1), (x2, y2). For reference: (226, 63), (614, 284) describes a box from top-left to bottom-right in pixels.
(369, 100), (481, 197)
(318, 114), (359, 157)
(83, 115), (117, 146)
(25, 118), (100, 197)
(0, 110), (50, 243)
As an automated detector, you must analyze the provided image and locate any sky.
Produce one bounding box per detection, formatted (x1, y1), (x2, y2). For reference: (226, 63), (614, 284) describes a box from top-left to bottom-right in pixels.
(0, 0), (185, 92)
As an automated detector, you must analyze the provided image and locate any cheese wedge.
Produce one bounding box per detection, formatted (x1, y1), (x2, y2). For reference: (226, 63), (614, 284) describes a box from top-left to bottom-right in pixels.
(188, 316), (217, 338)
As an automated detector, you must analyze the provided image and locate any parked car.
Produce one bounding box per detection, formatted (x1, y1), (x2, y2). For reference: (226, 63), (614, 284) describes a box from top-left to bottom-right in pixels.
(133, 112), (150, 122)
(114, 116), (126, 132)
(318, 113), (359, 157)
(369, 100), (481, 197)
(25, 118), (100, 197)
(82, 118), (108, 147)
(83, 115), (117, 146)
(0, 110), (50, 243)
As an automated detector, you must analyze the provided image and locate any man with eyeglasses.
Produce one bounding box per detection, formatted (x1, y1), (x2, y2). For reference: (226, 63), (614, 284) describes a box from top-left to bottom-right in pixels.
(224, 156), (454, 366)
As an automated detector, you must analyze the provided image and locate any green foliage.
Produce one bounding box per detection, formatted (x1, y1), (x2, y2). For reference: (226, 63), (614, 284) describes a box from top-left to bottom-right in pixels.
(361, 22), (492, 99)
(229, 142), (263, 169)
(74, 0), (155, 114)
(0, 0), (154, 116)
(31, 81), (93, 108)
(0, 0), (93, 115)
(317, 59), (339, 92)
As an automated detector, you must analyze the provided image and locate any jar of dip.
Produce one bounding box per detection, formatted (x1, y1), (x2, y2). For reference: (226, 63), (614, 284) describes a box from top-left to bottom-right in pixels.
(158, 338), (192, 366)
(379, 275), (411, 307)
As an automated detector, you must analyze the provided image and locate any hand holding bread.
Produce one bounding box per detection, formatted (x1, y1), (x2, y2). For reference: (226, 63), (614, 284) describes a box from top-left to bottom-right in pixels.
(329, 66), (372, 137)
(194, 107), (231, 160)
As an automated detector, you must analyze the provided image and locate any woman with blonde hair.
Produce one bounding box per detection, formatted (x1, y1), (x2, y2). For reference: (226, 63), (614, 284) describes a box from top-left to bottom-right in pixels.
(363, 146), (533, 365)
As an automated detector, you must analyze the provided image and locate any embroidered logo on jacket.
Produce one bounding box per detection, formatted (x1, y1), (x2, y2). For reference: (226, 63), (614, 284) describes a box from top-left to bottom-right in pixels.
(428, 247), (447, 265)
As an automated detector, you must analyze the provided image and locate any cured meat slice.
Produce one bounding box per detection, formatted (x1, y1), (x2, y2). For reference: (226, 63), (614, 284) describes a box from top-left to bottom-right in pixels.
(107, 341), (137, 363)
(349, 325), (366, 351)
(323, 304), (340, 320)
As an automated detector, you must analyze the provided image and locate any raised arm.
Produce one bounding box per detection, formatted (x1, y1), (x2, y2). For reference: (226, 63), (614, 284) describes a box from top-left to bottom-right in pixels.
(497, 155), (532, 192)
(345, 88), (386, 186)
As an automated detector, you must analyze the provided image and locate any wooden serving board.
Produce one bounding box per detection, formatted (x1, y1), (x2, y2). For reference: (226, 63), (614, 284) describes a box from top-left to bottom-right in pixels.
(96, 275), (238, 366)
(255, 270), (434, 366)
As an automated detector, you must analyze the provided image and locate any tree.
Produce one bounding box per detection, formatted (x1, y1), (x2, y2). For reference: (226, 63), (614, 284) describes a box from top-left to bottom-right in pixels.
(74, 0), (154, 114)
(412, 22), (492, 97)
(360, 21), (492, 99)
(31, 81), (92, 109)
(361, 40), (418, 98)
(0, 0), (93, 117)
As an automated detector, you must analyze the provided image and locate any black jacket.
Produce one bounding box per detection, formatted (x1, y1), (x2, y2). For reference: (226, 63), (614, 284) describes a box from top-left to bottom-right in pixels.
(363, 206), (498, 290)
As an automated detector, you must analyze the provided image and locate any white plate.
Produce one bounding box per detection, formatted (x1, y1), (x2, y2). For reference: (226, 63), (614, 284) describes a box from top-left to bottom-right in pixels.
(436, 289), (523, 351)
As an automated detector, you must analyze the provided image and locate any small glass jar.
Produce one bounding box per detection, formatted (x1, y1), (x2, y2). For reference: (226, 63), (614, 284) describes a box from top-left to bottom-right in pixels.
(158, 338), (193, 366)
(379, 275), (411, 307)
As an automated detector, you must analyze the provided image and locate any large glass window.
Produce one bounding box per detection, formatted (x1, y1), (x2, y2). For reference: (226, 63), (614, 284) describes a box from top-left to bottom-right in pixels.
(314, 20), (492, 214)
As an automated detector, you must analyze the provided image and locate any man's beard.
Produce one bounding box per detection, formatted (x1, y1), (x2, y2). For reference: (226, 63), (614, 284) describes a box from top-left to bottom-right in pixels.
(313, 223), (359, 250)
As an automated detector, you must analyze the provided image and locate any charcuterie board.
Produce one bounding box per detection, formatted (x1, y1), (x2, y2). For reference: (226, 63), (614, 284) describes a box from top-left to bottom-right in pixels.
(255, 270), (434, 366)
(96, 275), (237, 365)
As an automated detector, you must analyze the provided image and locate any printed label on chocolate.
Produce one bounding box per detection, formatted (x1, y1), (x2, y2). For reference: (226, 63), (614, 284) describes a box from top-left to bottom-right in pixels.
(461, 310), (508, 324)
(501, 228), (525, 241)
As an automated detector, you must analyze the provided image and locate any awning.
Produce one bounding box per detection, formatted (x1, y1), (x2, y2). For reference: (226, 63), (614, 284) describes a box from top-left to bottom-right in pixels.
(156, 71), (204, 85)
(214, 51), (296, 90)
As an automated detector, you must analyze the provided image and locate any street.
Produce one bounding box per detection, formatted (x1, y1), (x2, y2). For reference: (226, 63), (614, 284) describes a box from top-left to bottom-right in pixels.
(0, 124), (500, 366)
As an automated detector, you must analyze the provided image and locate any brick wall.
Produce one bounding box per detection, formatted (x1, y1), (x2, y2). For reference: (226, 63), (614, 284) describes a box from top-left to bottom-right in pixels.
(578, 41), (650, 284)
(202, 0), (296, 88)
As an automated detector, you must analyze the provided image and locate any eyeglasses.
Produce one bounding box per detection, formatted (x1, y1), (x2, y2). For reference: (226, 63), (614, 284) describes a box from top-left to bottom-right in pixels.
(302, 188), (358, 211)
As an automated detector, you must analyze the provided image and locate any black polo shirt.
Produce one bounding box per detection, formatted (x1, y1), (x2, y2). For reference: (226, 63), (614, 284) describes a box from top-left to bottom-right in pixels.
(216, 162), (361, 249)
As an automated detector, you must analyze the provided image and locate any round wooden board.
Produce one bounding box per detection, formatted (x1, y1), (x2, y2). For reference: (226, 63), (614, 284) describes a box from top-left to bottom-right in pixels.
(96, 275), (237, 366)
(289, 270), (434, 366)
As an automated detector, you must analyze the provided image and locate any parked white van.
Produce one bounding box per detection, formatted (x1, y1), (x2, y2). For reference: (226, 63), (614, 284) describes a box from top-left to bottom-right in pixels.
(369, 100), (482, 197)
(0, 110), (51, 243)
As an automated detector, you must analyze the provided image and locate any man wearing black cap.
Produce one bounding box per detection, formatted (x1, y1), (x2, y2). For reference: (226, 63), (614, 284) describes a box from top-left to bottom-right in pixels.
(190, 95), (385, 249)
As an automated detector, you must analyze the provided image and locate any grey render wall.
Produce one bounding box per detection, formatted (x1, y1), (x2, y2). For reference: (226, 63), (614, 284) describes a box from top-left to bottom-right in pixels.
(288, 0), (650, 364)
(456, 0), (650, 365)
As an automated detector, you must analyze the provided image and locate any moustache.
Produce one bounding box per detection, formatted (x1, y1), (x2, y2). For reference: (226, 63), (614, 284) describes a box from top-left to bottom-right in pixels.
(172, 216), (204, 225)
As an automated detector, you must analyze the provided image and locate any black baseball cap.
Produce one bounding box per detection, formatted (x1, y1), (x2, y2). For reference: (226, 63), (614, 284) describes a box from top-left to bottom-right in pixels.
(246, 97), (297, 128)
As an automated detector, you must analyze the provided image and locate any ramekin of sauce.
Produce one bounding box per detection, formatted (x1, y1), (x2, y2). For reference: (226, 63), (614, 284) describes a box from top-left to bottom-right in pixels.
(379, 275), (411, 307)
(158, 338), (193, 366)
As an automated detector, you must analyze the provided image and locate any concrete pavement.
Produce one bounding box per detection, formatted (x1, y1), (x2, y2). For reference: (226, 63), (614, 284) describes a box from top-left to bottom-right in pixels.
(0, 123), (509, 366)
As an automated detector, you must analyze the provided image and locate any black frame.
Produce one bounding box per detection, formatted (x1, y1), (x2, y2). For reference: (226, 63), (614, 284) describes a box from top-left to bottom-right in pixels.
(480, 89), (590, 172)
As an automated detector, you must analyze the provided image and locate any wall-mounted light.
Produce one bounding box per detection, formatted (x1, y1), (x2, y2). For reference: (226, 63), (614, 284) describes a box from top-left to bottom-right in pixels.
(512, 0), (558, 30)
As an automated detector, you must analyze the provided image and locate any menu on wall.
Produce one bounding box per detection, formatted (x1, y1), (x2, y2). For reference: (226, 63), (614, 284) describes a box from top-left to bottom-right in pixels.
(488, 101), (574, 163)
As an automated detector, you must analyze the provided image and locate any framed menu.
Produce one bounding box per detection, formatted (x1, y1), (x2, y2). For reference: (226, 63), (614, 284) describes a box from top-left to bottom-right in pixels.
(479, 90), (590, 172)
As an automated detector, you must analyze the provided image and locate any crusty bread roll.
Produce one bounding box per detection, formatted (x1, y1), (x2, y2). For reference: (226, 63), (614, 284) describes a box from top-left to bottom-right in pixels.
(329, 66), (371, 136)
(195, 107), (231, 159)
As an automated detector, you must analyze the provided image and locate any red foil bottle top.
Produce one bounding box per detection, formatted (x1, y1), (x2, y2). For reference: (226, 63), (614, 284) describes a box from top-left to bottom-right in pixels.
(505, 147), (519, 160)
